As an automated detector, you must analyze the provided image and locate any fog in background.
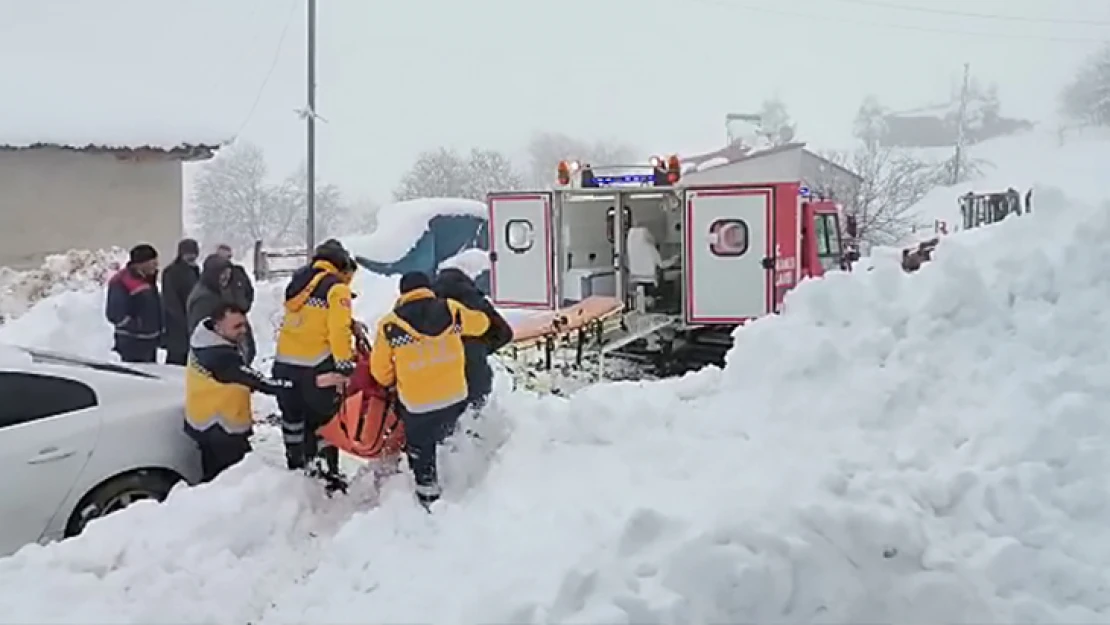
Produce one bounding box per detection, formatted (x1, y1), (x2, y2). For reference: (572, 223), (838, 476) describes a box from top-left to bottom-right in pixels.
(3, 0), (1108, 201)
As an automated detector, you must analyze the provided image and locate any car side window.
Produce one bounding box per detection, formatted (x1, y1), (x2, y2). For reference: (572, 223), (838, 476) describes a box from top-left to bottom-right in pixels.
(0, 372), (98, 429)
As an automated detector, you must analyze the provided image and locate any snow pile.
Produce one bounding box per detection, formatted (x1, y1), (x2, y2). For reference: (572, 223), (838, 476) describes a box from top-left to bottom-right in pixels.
(0, 248), (125, 323)
(343, 197), (486, 264)
(910, 127), (1110, 229)
(2, 179), (1109, 622)
(437, 247), (489, 278)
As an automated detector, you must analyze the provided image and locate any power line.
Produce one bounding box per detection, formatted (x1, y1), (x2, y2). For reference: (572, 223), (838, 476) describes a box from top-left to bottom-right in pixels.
(689, 0), (1110, 43)
(234, 0), (300, 140)
(827, 0), (1110, 27)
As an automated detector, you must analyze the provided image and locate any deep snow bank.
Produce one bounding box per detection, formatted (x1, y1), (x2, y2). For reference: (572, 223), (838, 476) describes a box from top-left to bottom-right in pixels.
(4, 190), (1110, 623)
(0, 248), (125, 323)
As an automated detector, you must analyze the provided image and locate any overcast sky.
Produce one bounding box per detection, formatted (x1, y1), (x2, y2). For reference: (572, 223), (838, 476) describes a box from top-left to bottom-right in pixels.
(3, 0), (1108, 202)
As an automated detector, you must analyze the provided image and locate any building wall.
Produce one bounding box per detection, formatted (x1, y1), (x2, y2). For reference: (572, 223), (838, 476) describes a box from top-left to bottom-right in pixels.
(0, 147), (182, 269)
(800, 152), (862, 207)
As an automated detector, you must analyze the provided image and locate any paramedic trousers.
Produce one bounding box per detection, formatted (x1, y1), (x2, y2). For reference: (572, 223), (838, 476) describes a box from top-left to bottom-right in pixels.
(188, 427), (252, 483)
(113, 335), (158, 363)
(398, 401), (467, 503)
(272, 363), (340, 472)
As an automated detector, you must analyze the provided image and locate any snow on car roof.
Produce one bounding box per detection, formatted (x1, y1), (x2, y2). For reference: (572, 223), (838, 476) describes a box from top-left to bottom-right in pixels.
(0, 1), (248, 151)
(14, 346), (158, 379)
(343, 197), (486, 264)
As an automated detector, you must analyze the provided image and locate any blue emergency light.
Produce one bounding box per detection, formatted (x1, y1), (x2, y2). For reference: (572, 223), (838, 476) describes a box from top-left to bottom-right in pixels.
(591, 173), (655, 187)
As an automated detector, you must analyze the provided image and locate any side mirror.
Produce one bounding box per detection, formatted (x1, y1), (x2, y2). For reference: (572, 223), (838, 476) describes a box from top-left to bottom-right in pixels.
(845, 215), (858, 238)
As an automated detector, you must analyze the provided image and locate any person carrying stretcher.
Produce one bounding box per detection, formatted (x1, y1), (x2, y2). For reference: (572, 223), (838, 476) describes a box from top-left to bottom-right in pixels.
(369, 271), (491, 508)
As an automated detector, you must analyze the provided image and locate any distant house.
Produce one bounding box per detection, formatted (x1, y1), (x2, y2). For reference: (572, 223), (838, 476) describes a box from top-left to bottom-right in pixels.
(0, 141), (221, 269)
(681, 142), (863, 204)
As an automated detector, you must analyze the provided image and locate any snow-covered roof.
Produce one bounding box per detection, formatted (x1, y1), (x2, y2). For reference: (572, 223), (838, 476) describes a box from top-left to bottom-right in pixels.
(0, 1), (246, 155)
(343, 197), (487, 263)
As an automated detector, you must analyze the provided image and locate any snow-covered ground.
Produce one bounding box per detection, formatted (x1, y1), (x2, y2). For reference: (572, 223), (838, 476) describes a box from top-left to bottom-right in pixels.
(909, 127), (1110, 230)
(3, 124), (1110, 621)
(1, 179), (1110, 621)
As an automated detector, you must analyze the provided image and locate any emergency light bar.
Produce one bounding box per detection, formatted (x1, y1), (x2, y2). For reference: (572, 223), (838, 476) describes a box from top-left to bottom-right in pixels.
(591, 173), (655, 187)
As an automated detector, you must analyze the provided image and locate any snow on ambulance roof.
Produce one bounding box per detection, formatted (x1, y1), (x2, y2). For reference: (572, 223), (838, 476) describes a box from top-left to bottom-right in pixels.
(343, 197), (486, 264)
(0, 0), (251, 153)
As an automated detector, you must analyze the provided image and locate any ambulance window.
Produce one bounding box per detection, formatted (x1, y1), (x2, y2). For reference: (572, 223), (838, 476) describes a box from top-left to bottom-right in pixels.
(815, 214), (841, 256)
(708, 219), (748, 257)
(505, 219), (534, 253)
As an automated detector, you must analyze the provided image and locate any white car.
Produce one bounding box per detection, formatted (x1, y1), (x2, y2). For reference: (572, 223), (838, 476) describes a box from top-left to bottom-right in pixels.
(0, 346), (202, 557)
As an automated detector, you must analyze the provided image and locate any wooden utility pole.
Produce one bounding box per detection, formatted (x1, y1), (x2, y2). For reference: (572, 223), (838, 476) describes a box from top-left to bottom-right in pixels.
(952, 62), (971, 184)
(305, 0), (317, 252)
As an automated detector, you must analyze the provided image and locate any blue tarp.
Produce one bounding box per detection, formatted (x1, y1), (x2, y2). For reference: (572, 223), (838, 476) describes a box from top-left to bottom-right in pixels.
(354, 214), (490, 293)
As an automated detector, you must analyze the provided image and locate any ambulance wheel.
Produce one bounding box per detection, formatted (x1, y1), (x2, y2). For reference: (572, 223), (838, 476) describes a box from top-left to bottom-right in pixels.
(64, 469), (182, 537)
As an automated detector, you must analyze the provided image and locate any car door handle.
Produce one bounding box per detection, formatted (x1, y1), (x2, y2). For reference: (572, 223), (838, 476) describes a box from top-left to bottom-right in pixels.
(27, 446), (76, 465)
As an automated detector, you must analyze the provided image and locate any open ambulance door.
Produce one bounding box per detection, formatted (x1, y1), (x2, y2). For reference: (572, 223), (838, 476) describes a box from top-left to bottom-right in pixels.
(682, 186), (775, 324)
(487, 192), (556, 309)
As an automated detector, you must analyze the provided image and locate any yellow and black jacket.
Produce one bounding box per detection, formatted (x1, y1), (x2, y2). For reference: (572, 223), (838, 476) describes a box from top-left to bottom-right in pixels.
(370, 287), (490, 415)
(274, 260), (356, 375)
(185, 320), (289, 436)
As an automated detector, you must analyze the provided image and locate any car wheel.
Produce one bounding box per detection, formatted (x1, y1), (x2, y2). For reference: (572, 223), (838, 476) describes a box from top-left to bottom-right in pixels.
(65, 470), (181, 538)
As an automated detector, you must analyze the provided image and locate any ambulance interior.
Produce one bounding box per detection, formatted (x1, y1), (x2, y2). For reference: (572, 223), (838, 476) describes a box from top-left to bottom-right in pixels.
(560, 191), (683, 314)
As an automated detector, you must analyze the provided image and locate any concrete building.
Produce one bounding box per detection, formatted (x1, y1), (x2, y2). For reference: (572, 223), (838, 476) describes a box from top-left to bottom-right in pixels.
(681, 142), (863, 205)
(0, 143), (219, 269)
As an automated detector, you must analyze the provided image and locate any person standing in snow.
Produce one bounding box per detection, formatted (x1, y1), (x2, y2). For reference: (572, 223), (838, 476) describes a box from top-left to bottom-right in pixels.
(185, 302), (291, 482)
(431, 267), (513, 410)
(370, 271), (491, 508)
(273, 239), (359, 492)
(214, 244), (257, 364)
(160, 239), (200, 365)
(105, 244), (163, 363)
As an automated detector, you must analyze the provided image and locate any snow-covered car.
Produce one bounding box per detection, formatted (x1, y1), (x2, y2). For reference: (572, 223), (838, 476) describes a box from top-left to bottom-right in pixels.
(0, 346), (202, 556)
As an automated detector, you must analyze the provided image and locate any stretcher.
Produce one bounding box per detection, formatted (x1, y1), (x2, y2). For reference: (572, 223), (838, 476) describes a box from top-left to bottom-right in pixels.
(507, 296), (624, 349)
(317, 329), (406, 461)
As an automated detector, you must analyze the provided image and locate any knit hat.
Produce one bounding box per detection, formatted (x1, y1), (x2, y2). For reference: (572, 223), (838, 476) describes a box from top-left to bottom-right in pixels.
(177, 238), (199, 257)
(399, 271), (431, 294)
(129, 244), (158, 264)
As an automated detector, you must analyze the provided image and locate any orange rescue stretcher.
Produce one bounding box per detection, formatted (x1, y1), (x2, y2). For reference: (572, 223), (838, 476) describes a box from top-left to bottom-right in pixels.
(316, 348), (406, 461)
(317, 296), (624, 460)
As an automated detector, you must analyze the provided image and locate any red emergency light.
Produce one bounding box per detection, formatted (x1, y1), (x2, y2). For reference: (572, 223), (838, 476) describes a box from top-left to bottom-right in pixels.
(666, 155), (681, 184)
(557, 161), (571, 185)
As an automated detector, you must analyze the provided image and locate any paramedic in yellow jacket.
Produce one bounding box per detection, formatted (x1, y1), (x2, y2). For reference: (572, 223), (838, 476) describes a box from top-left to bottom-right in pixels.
(186, 302), (291, 482)
(370, 271), (491, 507)
(273, 239), (357, 487)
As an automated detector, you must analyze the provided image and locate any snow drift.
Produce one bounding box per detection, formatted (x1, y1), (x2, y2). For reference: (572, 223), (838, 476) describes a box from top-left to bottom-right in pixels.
(0, 248), (125, 323)
(343, 197), (486, 264)
(3, 189), (1110, 621)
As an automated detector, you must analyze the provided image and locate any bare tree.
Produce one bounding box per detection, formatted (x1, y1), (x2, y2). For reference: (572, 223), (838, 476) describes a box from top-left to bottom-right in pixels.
(818, 145), (940, 247)
(758, 97), (797, 146)
(280, 163), (349, 242)
(462, 148), (523, 199)
(524, 132), (637, 187)
(193, 141), (349, 250)
(393, 147), (471, 201)
(194, 142), (281, 251)
(1061, 41), (1110, 127)
(394, 147), (522, 201)
(853, 95), (888, 148)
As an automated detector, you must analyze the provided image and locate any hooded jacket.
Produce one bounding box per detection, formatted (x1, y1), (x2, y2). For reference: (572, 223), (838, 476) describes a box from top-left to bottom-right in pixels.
(274, 259), (356, 375)
(370, 287), (490, 414)
(161, 241), (200, 355)
(187, 255), (232, 335)
(432, 268), (513, 401)
(185, 319), (288, 437)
